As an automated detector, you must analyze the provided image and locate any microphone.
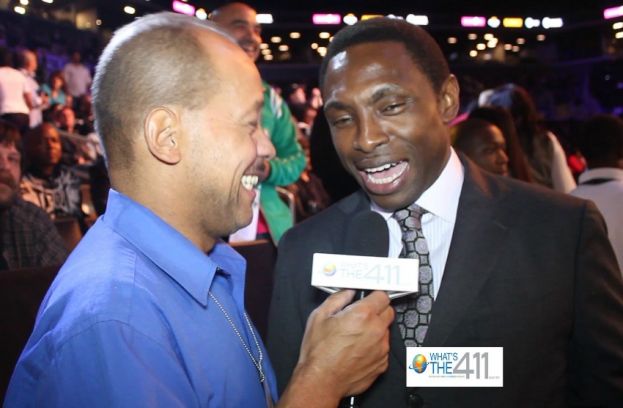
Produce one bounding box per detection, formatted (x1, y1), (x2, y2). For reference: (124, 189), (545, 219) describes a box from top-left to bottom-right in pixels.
(341, 211), (390, 301)
(341, 211), (390, 408)
(311, 209), (416, 296)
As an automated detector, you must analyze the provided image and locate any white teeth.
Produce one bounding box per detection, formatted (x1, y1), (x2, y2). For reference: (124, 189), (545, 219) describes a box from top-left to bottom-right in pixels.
(365, 162), (396, 173)
(241, 175), (259, 191)
(365, 162), (408, 185)
(367, 174), (397, 184)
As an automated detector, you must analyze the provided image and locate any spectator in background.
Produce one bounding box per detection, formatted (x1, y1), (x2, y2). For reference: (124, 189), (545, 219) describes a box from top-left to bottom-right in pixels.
(0, 120), (67, 270)
(452, 118), (510, 177)
(481, 83), (576, 192)
(211, 2), (306, 244)
(41, 70), (70, 108)
(18, 49), (46, 128)
(20, 122), (84, 225)
(62, 51), (91, 102)
(571, 114), (623, 270)
(469, 106), (533, 182)
(0, 47), (30, 134)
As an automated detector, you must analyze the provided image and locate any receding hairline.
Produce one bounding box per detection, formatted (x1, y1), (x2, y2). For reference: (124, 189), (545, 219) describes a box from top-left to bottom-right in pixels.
(92, 12), (239, 172)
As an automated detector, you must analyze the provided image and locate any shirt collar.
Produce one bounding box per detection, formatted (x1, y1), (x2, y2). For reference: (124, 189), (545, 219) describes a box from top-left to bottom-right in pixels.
(371, 148), (464, 223)
(578, 167), (623, 184)
(101, 189), (247, 307)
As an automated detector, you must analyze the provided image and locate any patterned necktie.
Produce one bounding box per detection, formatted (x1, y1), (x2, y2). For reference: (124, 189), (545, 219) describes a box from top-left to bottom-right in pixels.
(392, 204), (434, 347)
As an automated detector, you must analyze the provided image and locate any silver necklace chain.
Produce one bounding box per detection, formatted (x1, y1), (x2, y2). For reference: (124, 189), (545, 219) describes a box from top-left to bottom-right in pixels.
(208, 291), (265, 383)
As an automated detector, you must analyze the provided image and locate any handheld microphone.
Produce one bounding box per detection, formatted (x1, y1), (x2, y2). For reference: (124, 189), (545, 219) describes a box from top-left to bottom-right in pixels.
(342, 211), (390, 301)
(342, 211), (389, 408)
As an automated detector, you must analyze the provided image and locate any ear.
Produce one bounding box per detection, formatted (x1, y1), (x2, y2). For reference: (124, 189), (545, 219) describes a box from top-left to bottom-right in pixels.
(438, 74), (460, 124)
(143, 106), (181, 165)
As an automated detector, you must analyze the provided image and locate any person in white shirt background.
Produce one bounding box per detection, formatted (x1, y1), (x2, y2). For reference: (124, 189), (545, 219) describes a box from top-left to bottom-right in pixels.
(571, 114), (623, 271)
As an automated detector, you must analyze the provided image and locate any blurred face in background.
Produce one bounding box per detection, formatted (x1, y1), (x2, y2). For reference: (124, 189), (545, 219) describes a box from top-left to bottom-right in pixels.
(0, 142), (21, 208)
(28, 123), (62, 169)
(211, 3), (262, 61)
(459, 124), (509, 176)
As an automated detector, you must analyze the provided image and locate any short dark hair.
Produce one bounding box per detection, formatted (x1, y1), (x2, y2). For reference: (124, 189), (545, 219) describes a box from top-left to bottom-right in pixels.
(92, 12), (225, 172)
(452, 118), (497, 152)
(578, 114), (623, 168)
(0, 120), (22, 154)
(319, 18), (450, 93)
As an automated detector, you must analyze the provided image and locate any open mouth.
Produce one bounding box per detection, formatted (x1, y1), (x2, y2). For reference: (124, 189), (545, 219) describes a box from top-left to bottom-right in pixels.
(241, 174), (259, 191)
(361, 161), (408, 185)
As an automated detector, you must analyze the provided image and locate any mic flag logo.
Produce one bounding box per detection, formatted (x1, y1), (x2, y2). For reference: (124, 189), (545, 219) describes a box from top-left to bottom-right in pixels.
(409, 354), (428, 373)
(323, 263), (337, 276)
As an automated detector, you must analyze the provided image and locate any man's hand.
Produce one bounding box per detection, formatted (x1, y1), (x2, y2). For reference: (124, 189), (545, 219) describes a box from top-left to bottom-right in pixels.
(278, 290), (394, 407)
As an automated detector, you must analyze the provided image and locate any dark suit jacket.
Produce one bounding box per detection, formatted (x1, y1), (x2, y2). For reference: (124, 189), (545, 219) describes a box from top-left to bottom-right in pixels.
(267, 157), (623, 408)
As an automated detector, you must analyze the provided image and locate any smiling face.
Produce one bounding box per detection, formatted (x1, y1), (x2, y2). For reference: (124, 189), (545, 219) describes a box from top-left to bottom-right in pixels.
(211, 3), (262, 62)
(322, 41), (459, 211)
(181, 32), (265, 240)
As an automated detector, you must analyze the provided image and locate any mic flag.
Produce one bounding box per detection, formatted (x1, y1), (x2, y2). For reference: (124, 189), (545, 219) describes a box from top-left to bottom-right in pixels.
(311, 210), (419, 298)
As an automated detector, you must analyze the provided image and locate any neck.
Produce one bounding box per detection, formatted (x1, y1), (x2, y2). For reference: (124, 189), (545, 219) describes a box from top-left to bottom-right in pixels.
(31, 164), (56, 179)
(115, 181), (217, 253)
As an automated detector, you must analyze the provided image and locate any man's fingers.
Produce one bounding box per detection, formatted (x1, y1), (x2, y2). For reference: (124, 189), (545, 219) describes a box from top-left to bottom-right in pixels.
(317, 289), (355, 316)
(353, 290), (391, 314)
(379, 302), (395, 326)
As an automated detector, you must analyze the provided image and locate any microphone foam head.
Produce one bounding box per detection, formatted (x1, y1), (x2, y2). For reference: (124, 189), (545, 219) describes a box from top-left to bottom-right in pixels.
(343, 211), (389, 257)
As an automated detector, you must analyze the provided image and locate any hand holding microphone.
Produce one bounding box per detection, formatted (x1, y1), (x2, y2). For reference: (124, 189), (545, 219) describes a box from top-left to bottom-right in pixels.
(277, 212), (394, 408)
(278, 289), (394, 408)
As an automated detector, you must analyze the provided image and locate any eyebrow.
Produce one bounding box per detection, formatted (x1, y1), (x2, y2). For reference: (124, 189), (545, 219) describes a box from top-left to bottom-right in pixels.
(324, 83), (404, 112)
(323, 100), (349, 112)
(230, 19), (261, 29)
(370, 84), (402, 104)
(240, 99), (264, 120)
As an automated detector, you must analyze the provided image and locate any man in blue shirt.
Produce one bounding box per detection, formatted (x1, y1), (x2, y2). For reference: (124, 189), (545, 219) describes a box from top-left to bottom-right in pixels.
(5, 13), (394, 407)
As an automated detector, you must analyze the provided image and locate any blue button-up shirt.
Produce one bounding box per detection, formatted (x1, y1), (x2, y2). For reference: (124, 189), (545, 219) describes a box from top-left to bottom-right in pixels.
(5, 190), (278, 407)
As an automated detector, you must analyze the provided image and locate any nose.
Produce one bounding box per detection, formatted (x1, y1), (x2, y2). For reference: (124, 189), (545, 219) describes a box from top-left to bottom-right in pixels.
(497, 149), (509, 165)
(252, 126), (276, 160)
(355, 116), (389, 153)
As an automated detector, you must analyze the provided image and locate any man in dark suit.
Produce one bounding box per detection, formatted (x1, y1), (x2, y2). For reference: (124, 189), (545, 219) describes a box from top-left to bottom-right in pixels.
(267, 18), (623, 407)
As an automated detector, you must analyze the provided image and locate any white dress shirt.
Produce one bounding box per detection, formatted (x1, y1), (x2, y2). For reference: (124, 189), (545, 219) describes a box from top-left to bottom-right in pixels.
(372, 149), (464, 298)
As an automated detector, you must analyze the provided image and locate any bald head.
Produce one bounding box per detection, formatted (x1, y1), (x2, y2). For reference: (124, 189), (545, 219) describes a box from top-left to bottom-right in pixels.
(19, 49), (37, 73)
(92, 12), (233, 174)
(210, 2), (262, 61)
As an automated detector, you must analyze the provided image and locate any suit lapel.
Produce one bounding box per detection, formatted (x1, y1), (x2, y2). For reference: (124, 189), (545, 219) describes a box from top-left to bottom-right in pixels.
(423, 158), (510, 346)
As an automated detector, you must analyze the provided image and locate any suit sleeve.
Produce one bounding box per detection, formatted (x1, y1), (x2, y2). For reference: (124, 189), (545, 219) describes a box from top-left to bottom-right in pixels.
(266, 229), (308, 397)
(567, 200), (623, 405)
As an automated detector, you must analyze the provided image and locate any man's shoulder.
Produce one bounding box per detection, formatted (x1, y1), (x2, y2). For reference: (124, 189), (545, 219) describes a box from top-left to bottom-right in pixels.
(281, 191), (365, 246)
(43, 224), (152, 329)
(475, 167), (587, 213)
(9, 198), (53, 224)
